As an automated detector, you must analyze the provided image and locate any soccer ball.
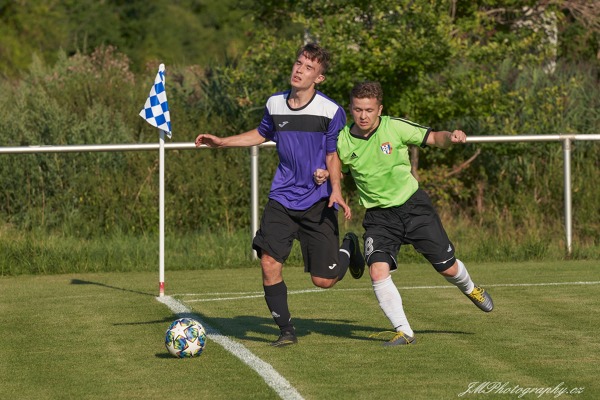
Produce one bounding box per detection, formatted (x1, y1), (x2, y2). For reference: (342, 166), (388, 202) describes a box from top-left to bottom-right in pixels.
(165, 318), (207, 358)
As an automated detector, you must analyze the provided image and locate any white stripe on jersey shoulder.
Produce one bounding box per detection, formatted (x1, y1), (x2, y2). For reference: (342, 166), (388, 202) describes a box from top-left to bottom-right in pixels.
(266, 90), (341, 118)
(389, 116), (430, 130)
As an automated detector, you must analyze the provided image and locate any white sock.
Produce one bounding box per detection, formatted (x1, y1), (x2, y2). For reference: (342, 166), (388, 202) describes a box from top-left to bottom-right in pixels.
(372, 276), (413, 336)
(445, 259), (475, 294)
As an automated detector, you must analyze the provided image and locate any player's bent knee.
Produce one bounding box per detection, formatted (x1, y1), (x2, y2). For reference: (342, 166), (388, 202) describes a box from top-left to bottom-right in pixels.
(433, 256), (457, 274)
(260, 252), (281, 270)
(368, 252), (395, 281)
(311, 276), (337, 288)
(260, 254), (283, 284)
(370, 266), (389, 281)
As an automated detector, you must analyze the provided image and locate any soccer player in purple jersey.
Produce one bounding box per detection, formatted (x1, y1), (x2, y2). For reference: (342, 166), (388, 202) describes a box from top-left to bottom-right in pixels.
(195, 43), (365, 347)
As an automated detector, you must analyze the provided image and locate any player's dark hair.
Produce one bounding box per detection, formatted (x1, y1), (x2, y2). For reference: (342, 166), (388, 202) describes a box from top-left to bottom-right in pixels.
(297, 43), (331, 74)
(350, 81), (384, 104)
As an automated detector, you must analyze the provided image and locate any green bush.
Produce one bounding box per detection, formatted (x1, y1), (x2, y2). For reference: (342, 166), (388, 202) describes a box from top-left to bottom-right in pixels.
(0, 48), (598, 261)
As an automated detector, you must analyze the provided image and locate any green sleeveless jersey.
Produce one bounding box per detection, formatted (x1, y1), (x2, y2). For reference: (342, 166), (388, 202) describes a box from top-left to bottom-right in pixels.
(337, 116), (431, 209)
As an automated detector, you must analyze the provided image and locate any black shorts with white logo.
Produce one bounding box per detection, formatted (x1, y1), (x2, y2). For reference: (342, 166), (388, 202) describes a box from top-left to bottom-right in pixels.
(252, 199), (341, 279)
(362, 189), (456, 272)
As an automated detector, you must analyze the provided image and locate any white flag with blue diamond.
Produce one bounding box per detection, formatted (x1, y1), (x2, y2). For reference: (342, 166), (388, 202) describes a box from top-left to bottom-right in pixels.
(139, 63), (172, 137)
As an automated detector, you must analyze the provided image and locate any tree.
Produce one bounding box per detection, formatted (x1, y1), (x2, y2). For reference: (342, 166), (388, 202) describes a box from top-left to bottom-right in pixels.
(223, 0), (599, 222)
(0, 0), (254, 78)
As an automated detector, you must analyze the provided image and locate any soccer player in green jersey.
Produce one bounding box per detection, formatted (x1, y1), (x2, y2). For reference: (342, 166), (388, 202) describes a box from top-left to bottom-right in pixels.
(337, 81), (494, 346)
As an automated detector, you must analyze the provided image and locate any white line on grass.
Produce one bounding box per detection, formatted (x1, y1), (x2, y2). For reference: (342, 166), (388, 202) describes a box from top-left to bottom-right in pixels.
(180, 281), (600, 303)
(184, 288), (329, 302)
(156, 295), (304, 400)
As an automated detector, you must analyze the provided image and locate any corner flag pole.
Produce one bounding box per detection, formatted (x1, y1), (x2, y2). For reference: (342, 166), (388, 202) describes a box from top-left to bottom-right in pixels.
(138, 63), (171, 297)
(159, 129), (166, 297)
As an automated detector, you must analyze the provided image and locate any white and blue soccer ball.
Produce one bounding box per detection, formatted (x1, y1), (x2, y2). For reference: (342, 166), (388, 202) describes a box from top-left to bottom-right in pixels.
(165, 318), (207, 358)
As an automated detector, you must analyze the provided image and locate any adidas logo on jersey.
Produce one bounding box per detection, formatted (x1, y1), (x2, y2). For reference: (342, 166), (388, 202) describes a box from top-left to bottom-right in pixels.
(351, 152), (358, 159)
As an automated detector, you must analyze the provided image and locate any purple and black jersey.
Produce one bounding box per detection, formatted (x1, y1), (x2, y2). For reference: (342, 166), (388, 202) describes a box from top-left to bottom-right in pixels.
(257, 90), (346, 210)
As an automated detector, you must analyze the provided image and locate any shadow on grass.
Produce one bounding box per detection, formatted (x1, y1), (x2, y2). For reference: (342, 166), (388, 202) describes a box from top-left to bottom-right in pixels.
(155, 352), (176, 359)
(70, 278), (155, 297)
(150, 314), (475, 358)
(114, 311), (473, 358)
(177, 313), (475, 345)
(69, 279), (474, 353)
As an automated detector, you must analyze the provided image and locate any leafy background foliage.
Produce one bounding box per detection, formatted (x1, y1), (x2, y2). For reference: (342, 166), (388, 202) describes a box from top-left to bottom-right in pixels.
(0, 0), (598, 256)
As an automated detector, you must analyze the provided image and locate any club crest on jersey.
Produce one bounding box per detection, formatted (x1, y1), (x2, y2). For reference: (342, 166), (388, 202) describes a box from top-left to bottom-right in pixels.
(380, 142), (392, 154)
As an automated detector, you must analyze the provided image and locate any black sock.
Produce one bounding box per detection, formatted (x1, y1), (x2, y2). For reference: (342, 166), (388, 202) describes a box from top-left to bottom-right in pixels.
(337, 237), (353, 281)
(264, 281), (293, 333)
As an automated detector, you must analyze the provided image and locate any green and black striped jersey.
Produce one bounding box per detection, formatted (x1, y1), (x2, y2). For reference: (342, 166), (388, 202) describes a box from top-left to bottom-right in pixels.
(337, 116), (431, 209)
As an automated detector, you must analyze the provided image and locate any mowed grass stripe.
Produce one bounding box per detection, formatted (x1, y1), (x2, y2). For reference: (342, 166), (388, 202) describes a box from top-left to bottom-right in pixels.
(176, 280), (600, 302)
(157, 295), (304, 400)
(175, 260), (599, 399)
(0, 273), (281, 400)
(1, 260), (598, 399)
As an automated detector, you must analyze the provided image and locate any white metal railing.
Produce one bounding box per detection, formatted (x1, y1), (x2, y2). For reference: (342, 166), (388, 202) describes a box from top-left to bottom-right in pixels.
(2, 134), (599, 292)
(464, 134), (600, 255)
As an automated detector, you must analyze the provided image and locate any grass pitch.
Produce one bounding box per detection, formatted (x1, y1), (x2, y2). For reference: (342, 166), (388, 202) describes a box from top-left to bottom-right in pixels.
(1, 260), (598, 399)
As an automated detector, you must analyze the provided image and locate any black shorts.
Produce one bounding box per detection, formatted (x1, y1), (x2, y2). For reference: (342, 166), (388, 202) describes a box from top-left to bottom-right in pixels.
(362, 189), (456, 272)
(252, 199), (341, 279)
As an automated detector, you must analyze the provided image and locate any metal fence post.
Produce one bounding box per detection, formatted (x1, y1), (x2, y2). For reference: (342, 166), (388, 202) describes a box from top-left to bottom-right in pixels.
(250, 146), (260, 260)
(563, 137), (573, 256)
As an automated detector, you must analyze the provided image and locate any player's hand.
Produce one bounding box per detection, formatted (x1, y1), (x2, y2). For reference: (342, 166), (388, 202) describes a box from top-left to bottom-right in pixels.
(449, 130), (467, 143)
(195, 133), (224, 148)
(329, 190), (351, 220)
(313, 168), (329, 185)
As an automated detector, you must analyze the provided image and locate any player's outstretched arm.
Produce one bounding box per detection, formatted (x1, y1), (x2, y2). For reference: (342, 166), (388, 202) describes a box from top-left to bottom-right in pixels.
(426, 129), (467, 149)
(195, 129), (266, 148)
